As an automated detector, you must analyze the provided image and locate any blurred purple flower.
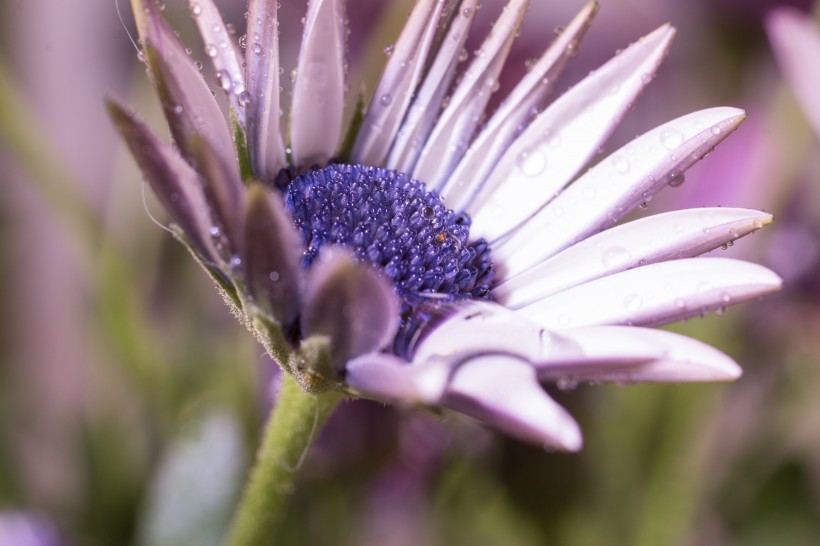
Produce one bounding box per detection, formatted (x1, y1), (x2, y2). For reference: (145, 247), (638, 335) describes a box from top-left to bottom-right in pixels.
(109, 0), (780, 451)
(767, 7), (820, 139)
(0, 512), (62, 546)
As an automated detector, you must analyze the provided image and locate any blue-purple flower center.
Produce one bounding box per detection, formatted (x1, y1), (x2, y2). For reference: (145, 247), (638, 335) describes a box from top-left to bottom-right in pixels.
(283, 164), (494, 308)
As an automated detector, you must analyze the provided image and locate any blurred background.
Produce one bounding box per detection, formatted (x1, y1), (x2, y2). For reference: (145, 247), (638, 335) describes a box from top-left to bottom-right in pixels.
(2, 0), (820, 544)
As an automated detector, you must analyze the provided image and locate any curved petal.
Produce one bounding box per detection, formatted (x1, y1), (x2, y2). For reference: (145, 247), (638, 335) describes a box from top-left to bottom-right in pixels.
(493, 107), (748, 278)
(414, 0), (531, 190)
(767, 8), (820, 139)
(291, 0), (346, 167)
(245, 0), (286, 180)
(188, 0), (248, 123)
(345, 352), (451, 405)
(131, 0), (235, 171)
(468, 24), (676, 240)
(496, 207), (772, 308)
(302, 248), (401, 369)
(107, 100), (217, 262)
(387, 0), (480, 173)
(444, 356), (583, 450)
(442, 1), (599, 210)
(244, 183), (303, 324)
(351, 0), (446, 167)
(516, 258), (782, 329)
(537, 326), (742, 382)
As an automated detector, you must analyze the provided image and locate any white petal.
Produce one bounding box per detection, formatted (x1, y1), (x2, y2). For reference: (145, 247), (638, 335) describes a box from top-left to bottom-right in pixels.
(345, 353), (451, 405)
(516, 258), (782, 329)
(386, 0), (480, 173)
(442, 1), (599, 210)
(469, 24), (676, 241)
(246, 0), (286, 180)
(413, 301), (659, 370)
(536, 326), (742, 382)
(188, 0), (248, 123)
(493, 107), (747, 278)
(767, 8), (820, 139)
(496, 208), (772, 308)
(291, 0), (346, 167)
(444, 356), (583, 450)
(351, 0), (446, 167)
(413, 0), (530, 190)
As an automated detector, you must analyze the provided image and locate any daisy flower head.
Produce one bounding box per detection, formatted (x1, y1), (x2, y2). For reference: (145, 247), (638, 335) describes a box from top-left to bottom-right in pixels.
(110, 0), (781, 451)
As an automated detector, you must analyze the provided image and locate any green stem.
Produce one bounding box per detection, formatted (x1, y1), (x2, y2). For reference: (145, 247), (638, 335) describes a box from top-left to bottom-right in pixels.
(226, 374), (342, 546)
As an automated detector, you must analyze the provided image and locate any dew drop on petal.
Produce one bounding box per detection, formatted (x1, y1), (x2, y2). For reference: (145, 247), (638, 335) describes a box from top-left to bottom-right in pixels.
(660, 128), (684, 150)
(205, 44), (218, 57)
(602, 246), (632, 268)
(517, 149), (546, 177)
(269, 271), (280, 282)
(383, 44), (395, 57)
(188, 1), (201, 16)
(667, 171), (685, 187)
(379, 94), (393, 106)
(252, 42), (262, 55)
(611, 154), (630, 174)
(238, 90), (251, 107)
(623, 293), (643, 311)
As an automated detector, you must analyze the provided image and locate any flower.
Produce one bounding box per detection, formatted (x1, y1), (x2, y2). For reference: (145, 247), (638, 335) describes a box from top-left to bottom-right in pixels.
(766, 7), (820, 140)
(109, 0), (781, 451)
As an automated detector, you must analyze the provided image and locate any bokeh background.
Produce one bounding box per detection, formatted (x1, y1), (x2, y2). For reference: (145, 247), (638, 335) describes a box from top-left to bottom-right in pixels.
(2, 0), (820, 544)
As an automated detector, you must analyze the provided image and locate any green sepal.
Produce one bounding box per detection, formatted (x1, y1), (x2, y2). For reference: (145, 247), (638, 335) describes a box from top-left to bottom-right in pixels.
(288, 336), (341, 394)
(337, 89), (366, 163)
(231, 108), (253, 183)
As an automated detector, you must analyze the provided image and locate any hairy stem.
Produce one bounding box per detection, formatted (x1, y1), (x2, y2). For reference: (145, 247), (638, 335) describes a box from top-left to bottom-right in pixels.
(226, 374), (342, 546)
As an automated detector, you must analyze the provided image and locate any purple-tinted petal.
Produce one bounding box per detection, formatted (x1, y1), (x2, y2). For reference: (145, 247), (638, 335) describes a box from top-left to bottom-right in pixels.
(414, 0), (530, 190)
(188, 0), (248, 123)
(345, 352), (451, 405)
(302, 248), (401, 369)
(351, 0), (446, 167)
(497, 207), (772, 308)
(767, 8), (820, 138)
(191, 136), (245, 256)
(107, 100), (217, 261)
(469, 24), (676, 241)
(291, 0), (346, 167)
(516, 258), (782, 329)
(444, 356), (583, 450)
(493, 107), (748, 277)
(536, 326), (741, 382)
(442, 1), (599, 210)
(243, 183), (303, 324)
(245, 0), (286, 180)
(131, 0), (235, 171)
(387, 0), (480, 173)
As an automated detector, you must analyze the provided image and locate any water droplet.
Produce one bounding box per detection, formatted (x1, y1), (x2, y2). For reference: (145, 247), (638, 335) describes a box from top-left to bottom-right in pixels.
(660, 127), (684, 150)
(517, 149), (547, 177)
(383, 44), (394, 57)
(209, 225), (221, 237)
(557, 376), (578, 391)
(710, 125), (722, 135)
(269, 271), (280, 282)
(624, 293), (643, 311)
(582, 186), (597, 200)
(229, 256), (242, 269)
(463, 7), (473, 16)
(238, 34), (247, 49)
(188, 1), (201, 15)
(194, 60), (203, 71)
(667, 171), (685, 187)
(205, 44), (218, 57)
(379, 94), (392, 106)
(173, 105), (183, 115)
(215, 70), (232, 90)
(611, 154), (630, 174)
(238, 90), (251, 107)
(602, 246), (632, 268)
